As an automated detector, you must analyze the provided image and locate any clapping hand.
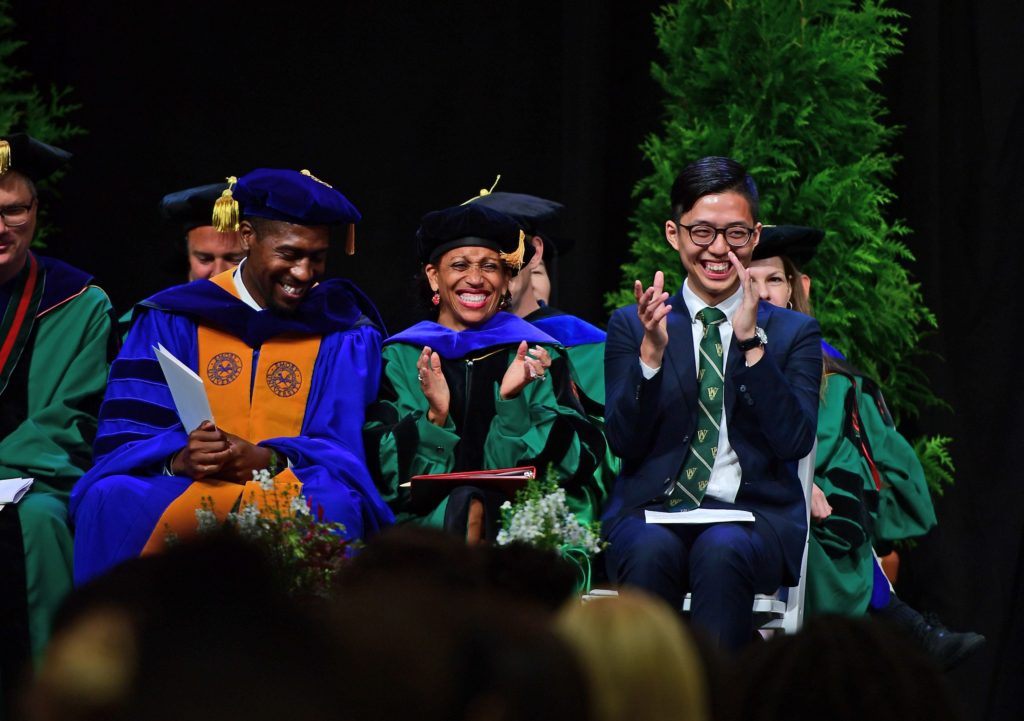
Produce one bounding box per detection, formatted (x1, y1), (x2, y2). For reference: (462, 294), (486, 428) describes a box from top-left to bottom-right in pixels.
(500, 341), (551, 399)
(417, 345), (451, 426)
(635, 270), (672, 368)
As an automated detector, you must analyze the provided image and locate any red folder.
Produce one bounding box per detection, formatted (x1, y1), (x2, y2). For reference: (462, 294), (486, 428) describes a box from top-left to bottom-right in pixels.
(401, 466), (536, 506)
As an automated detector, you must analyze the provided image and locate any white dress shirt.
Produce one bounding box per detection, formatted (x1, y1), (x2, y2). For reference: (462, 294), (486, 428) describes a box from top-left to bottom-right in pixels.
(639, 278), (745, 502)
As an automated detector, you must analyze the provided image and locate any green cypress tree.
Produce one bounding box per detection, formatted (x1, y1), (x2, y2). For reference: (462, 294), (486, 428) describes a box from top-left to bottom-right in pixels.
(0, 0), (83, 245)
(612, 0), (952, 492)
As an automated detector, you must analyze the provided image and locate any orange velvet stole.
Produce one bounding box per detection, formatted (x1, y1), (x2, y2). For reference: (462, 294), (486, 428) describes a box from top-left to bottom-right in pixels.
(141, 268), (321, 554)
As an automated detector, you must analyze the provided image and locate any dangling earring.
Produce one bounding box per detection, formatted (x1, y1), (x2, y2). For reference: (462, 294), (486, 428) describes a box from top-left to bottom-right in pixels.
(787, 300), (794, 309)
(431, 292), (440, 306)
(498, 291), (511, 311)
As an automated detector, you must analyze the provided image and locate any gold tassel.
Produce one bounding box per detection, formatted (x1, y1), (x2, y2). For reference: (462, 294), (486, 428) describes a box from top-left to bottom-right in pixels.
(500, 230), (526, 271)
(0, 140), (10, 176)
(460, 174), (501, 206)
(346, 223), (356, 255)
(212, 176), (239, 232)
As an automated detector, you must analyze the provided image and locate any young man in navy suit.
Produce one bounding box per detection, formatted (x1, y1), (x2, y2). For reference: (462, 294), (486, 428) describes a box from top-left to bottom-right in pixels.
(602, 157), (822, 651)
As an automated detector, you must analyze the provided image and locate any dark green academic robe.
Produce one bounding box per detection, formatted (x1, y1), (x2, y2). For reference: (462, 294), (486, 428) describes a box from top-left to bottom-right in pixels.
(364, 313), (607, 535)
(0, 254), (114, 705)
(806, 369), (937, 616)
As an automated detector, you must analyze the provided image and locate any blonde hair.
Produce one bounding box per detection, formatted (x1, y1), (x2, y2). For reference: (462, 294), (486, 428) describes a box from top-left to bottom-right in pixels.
(556, 591), (710, 721)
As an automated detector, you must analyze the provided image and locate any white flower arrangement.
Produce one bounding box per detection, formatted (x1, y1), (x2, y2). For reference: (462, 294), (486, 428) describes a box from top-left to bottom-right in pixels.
(496, 475), (604, 593)
(496, 484), (602, 555)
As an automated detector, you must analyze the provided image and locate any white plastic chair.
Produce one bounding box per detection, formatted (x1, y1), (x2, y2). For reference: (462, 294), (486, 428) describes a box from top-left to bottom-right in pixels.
(584, 441), (817, 636)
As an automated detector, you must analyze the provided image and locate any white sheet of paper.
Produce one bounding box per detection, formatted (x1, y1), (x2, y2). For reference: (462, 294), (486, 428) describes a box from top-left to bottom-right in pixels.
(645, 508), (755, 524)
(0, 477), (34, 505)
(153, 343), (215, 432)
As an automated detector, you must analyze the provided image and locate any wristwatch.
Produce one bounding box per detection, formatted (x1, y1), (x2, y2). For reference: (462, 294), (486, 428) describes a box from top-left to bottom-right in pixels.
(735, 326), (767, 352)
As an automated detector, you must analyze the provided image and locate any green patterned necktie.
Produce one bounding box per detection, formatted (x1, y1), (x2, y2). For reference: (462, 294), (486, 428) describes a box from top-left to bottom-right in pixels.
(667, 306), (727, 510)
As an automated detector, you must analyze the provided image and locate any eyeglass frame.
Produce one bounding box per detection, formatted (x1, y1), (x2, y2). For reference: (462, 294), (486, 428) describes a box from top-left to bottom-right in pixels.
(0, 199), (36, 228)
(674, 221), (757, 248)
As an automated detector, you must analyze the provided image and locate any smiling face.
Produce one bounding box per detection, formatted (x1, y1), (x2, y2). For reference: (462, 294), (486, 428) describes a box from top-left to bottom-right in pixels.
(0, 172), (38, 286)
(239, 219), (328, 314)
(187, 226), (246, 281)
(747, 257), (792, 309)
(665, 191), (760, 306)
(425, 246), (510, 331)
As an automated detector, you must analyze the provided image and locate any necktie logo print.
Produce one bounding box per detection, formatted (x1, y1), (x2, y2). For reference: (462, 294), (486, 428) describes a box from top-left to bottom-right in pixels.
(664, 306), (727, 511)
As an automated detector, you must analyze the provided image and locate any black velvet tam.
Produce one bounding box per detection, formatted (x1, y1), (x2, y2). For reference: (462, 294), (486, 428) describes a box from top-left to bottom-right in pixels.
(160, 182), (229, 233)
(753, 225), (825, 269)
(0, 132), (72, 182)
(415, 203), (526, 266)
(471, 191), (573, 256)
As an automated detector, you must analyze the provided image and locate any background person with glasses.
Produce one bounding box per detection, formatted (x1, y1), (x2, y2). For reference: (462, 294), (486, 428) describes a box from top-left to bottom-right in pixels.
(601, 156), (822, 652)
(0, 132), (116, 714)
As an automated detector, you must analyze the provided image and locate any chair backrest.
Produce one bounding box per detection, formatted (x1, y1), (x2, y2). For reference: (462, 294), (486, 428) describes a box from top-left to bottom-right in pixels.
(780, 439), (817, 633)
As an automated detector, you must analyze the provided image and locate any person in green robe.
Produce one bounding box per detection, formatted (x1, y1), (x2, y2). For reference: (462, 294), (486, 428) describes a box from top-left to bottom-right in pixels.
(470, 190), (616, 522)
(748, 224), (983, 669)
(363, 203), (606, 542)
(0, 132), (115, 711)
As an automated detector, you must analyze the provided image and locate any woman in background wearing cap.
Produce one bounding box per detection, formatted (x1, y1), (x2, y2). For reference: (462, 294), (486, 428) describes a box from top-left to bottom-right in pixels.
(363, 204), (606, 543)
(748, 227), (982, 669)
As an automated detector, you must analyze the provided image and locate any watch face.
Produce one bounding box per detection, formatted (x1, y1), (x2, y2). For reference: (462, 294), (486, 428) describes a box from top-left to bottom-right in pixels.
(756, 327), (768, 344)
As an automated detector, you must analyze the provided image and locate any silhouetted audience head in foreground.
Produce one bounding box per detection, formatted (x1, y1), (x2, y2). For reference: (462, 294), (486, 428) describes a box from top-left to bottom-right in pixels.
(28, 528), (588, 721)
(722, 616), (965, 721)
(27, 533), (339, 721)
(331, 576), (589, 721)
(556, 590), (710, 721)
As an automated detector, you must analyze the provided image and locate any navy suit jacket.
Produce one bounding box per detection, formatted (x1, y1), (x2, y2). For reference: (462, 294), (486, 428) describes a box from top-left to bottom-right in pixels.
(603, 289), (822, 584)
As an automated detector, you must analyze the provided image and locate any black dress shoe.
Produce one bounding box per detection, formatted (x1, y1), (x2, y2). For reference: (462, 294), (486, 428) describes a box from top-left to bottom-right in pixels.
(917, 613), (986, 671)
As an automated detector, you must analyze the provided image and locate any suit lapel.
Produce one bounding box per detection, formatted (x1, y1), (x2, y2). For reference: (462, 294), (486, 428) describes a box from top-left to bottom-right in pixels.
(664, 290), (697, 401)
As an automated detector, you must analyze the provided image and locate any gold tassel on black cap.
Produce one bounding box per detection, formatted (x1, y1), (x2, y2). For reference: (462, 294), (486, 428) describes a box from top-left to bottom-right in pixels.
(500, 230), (526, 271)
(0, 139), (11, 177)
(212, 176), (239, 232)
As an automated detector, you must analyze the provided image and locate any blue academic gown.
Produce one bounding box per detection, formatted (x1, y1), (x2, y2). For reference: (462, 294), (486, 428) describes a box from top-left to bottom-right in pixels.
(70, 276), (394, 583)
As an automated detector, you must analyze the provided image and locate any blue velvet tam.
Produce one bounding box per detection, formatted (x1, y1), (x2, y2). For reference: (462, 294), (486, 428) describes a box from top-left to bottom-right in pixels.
(160, 182), (229, 232)
(233, 168), (361, 226)
(415, 203), (530, 273)
(0, 132), (72, 181)
(753, 225), (825, 270)
(470, 191), (574, 256)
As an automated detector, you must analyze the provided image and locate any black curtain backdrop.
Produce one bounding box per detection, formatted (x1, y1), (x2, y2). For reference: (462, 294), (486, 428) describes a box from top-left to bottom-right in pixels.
(11, 2), (1022, 719)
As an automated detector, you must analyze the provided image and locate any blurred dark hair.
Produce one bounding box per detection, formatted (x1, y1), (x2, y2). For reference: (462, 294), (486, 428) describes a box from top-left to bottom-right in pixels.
(721, 616), (964, 721)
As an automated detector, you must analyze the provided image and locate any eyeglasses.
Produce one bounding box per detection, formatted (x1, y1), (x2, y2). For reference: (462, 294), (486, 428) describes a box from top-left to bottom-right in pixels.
(0, 201), (35, 228)
(676, 222), (755, 248)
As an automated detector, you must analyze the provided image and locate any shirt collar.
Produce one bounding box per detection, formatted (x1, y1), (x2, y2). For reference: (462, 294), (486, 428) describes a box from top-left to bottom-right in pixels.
(232, 258), (263, 311)
(681, 276), (744, 323)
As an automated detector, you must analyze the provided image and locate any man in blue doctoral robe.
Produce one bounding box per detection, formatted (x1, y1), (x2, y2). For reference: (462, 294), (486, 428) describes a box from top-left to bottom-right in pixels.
(71, 168), (393, 582)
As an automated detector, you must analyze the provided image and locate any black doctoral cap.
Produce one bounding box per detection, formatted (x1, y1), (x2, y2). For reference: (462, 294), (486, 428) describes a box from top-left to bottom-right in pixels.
(0, 132), (72, 182)
(753, 225), (825, 270)
(470, 191), (574, 256)
(160, 182), (231, 234)
(415, 204), (529, 274)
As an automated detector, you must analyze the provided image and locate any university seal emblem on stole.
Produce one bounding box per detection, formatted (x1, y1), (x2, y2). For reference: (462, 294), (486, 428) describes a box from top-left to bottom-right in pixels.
(267, 360), (302, 397)
(207, 352), (243, 385)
